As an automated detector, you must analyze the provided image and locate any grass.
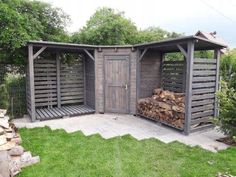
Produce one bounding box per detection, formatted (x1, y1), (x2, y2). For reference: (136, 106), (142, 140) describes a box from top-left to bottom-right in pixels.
(18, 127), (236, 177)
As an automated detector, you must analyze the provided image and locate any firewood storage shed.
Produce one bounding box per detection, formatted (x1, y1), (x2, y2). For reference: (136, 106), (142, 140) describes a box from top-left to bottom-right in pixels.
(26, 41), (96, 121)
(135, 36), (226, 134)
(26, 35), (226, 135)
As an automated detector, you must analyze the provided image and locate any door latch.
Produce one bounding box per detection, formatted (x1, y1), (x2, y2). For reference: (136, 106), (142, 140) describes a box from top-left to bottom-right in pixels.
(125, 84), (128, 90)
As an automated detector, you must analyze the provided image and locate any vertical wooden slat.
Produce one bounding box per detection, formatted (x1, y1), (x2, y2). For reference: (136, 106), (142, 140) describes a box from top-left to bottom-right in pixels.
(28, 45), (36, 121)
(184, 41), (194, 135)
(214, 49), (220, 117)
(56, 53), (61, 108)
(83, 57), (86, 105)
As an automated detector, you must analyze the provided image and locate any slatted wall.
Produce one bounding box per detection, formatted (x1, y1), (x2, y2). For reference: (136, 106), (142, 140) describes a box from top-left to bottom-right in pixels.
(34, 59), (57, 108)
(162, 60), (185, 92)
(60, 58), (84, 105)
(190, 58), (217, 132)
(33, 58), (84, 108)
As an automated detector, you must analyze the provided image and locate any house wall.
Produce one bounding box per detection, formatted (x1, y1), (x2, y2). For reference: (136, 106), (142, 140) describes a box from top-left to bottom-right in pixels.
(139, 50), (162, 98)
(95, 48), (138, 114)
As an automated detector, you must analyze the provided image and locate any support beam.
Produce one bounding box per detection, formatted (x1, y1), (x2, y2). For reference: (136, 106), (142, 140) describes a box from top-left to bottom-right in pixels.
(28, 45), (36, 121)
(56, 53), (61, 108)
(33, 46), (46, 60)
(139, 48), (148, 61)
(177, 44), (187, 58)
(214, 49), (221, 117)
(184, 41), (194, 135)
(83, 49), (95, 61)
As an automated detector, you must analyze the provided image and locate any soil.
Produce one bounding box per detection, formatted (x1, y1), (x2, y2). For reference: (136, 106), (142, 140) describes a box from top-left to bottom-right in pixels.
(216, 136), (236, 147)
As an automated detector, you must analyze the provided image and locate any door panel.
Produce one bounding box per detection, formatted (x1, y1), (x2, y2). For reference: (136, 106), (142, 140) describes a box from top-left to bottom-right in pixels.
(104, 55), (129, 113)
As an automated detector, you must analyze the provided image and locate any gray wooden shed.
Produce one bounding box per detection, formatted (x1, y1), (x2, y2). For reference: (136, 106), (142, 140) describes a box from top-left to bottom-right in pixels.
(27, 35), (226, 134)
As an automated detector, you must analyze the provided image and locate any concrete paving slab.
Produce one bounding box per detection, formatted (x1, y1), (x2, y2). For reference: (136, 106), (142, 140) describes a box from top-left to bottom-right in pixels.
(13, 113), (229, 152)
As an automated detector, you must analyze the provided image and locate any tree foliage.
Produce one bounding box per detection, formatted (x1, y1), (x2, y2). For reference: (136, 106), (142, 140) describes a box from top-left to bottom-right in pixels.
(220, 49), (236, 89)
(72, 7), (182, 45)
(0, 0), (70, 65)
(72, 7), (138, 45)
(216, 81), (236, 138)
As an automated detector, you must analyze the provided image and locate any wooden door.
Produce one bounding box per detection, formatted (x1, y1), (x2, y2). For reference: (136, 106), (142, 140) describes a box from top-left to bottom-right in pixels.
(104, 55), (129, 113)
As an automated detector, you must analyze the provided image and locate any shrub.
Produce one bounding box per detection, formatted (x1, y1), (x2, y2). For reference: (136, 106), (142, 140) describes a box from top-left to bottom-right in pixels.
(4, 73), (26, 118)
(216, 81), (236, 139)
(0, 84), (9, 109)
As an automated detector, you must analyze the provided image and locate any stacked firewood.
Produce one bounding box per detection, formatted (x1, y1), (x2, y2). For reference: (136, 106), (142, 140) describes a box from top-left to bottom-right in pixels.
(137, 89), (185, 129)
(0, 109), (40, 177)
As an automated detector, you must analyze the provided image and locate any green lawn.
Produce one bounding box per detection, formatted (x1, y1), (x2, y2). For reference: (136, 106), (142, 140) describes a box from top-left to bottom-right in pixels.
(19, 127), (236, 177)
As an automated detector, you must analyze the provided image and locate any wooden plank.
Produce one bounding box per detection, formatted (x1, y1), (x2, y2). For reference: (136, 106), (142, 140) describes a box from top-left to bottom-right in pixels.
(191, 116), (212, 125)
(61, 91), (83, 96)
(192, 88), (215, 94)
(163, 61), (185, 64)
(177, 44), (187, 58)
(191, 110), (214, 119)
(61, 88), (84, 93)
(28, 44), (36, 121)
(184, 41), (194, 135)
(38, 109), (50, 119)
(34, 68), (56, 72)
(61, 95), (83, 101)
(35, 89), (57, 94)
(34, 81), (57, 85)
(35, 93), (57, 98)
(60, 80), (83, 84)
(60, 84), (83, 88)
(34, 73), (57, 76)
(192, 82), (216, 89)
(47, 108), (59, 118)
(35, 59), (55, 64)
(34, 77), (56, 81)
(70, 106), (82, 114)
(192, 99), (215, 107)
(33, 47), (47, 60)
(192, 76), (216, 82)
(61, 99), (83, 104)
(194, 58), (216, 63)
(214, 49), (220, 117)
(36, 109), (45, 119)
(193, 64), (216, 70)
(35, 102), (57, 107)
(191, 104), (214, 113)
(35, 85), (57, 89)
(34, 63), (55, 68)
(61, 107), (74, 115)
(190, 124), (215, 133)
(192, 93), (215, 101)
(35, 97), (57, 102)
(193, 70), (216, 76)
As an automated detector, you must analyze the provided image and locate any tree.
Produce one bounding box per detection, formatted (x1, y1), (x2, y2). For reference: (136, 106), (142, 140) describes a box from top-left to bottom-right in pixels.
(136, 27), (182, 44)
(0, 0), (70, 65)
(72, 7), (138, 45)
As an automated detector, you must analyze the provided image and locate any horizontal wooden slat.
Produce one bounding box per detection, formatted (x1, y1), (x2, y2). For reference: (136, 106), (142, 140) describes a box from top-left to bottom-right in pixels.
(61, 95), (83, 101)
(190, 124), (215, 133)
(35, 93), (57, 98)
(192, 76), (216, 82)
(191, 104), (214, 113)
(192, 93), (215, 101)
(34, 77), (56, 81)
(34, 68), (56, 72)
(60, 84), (83, 88)
(35, 89), (57, 94)
(194, 58), (216, 63)
(61, 88), (84, 92)
(193, 70), (216, 76)
(61, 100), (83, 104)
(61, 91), (83, 96)
(163, 61), (185, 64)
(35, 97), (57, 102)
(191, 110), (214, 119)
(192, 82), (216, 89)
(191, 116), (212, 125)
(35, 60), (56, 64)
(35, 81), (57, 85)
(35, 85), (57, 89)
(192, 99), (215, 107)
(193, 64), (216, 70)
(192, 88), (215, 94)
(35, 102), (57, 107)
(34, 63), (56, 68)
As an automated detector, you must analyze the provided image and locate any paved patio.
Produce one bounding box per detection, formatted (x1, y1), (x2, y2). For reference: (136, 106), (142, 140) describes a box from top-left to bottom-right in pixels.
(13, 113), (228, 152)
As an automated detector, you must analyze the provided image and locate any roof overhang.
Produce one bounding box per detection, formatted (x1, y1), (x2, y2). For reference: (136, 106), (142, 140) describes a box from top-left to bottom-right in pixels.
(27, 35), (227, 54)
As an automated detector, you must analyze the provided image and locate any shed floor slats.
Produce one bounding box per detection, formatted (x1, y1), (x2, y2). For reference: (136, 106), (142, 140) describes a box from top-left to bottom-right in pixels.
(36, 105), (95, 120)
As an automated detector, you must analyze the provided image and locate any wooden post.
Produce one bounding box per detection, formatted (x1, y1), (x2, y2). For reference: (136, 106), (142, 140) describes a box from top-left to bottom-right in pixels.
(83, 56), (87, 106)
(184, 41), (194, 135)
(214, 49), (221, 117)
(160, 53), (165, 88)
(56, 53), (61, 108)
(28, 45), (36, 121)
(136, 49), (141, 110)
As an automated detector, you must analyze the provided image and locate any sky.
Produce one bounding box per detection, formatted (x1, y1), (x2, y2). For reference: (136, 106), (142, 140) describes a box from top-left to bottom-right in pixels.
(41, 0), (236, 48)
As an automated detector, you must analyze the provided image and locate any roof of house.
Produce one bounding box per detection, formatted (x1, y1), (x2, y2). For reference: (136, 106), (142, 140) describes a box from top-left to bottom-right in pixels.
(28, 35), (227, 53)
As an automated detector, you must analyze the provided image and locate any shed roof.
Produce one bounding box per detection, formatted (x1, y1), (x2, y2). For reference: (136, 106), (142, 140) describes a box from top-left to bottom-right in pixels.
(28, 35), (227, 53)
